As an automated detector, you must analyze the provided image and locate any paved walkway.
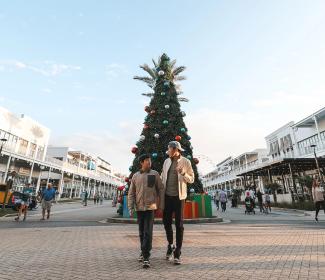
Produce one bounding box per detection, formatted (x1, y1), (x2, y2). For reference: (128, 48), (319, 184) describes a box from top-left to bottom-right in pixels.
(1, 201), (325, 280)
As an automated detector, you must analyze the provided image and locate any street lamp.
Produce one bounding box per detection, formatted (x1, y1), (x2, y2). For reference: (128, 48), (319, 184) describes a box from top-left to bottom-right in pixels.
(310, 144), (323, 184)
(0, 138), (7, 155)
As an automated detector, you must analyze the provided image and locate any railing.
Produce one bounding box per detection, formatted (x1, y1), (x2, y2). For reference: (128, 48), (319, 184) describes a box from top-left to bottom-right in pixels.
(1, 146), (123, 185)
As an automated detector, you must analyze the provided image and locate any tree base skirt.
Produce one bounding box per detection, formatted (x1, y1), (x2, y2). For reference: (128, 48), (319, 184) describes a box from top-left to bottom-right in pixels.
(106, 216), (223, 224)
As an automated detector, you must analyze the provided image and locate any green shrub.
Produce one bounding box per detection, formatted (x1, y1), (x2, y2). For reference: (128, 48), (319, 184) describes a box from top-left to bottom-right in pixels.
(272, 201), (315, 211)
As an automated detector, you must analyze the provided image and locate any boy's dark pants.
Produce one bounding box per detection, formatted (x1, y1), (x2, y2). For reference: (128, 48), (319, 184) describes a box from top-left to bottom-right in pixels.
(163, 195), (184, 255)
(137, 210), (154, 259)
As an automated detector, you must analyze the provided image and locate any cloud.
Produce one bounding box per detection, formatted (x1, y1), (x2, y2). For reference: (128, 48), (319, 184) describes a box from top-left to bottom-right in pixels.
(186, 108), (269, 173)
(50, 119), (142, 174)
(105, 63), (127, 79)
(252, 90), (325, 117)
(0, 60), (81, 77)
(77, 95), (94, 102)
(41, 88), (52, 95)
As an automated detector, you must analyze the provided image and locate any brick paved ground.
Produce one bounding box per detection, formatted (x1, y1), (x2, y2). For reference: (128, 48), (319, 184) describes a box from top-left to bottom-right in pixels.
(1, 201), (325, 280)
(1, 223), (325, 280)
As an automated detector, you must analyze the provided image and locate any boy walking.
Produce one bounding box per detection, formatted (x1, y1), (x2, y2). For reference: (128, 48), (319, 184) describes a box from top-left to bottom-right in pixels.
(128, 154), (165, 268)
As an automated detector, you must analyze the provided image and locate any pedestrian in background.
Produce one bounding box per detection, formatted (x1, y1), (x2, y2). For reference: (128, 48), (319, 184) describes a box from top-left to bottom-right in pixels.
(93, 193), (97, 205)
(265, 191), (271, 212)
(312, 178), (325, 222)
(100, 193), (104, 205)
(219, 189), (227, 212)
(215, 190), (220, 211)
(40, 183), (56, 221)
(84, 190), (88, 206)
(256, 189), (264, 213)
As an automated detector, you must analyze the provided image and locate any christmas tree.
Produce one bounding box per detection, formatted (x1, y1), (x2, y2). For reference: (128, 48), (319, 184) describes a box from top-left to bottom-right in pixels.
(128, 53), (203, 193)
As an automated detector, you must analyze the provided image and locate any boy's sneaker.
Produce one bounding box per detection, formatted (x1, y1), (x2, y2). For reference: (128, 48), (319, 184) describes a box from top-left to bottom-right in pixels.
(166, 244), (175, 260)
(142, 259), (150, 268)
(138, 253), (144, 262)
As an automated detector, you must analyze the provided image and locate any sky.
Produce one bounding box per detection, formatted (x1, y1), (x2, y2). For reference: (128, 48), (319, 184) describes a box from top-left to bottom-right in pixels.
(1, 1), (325, 174)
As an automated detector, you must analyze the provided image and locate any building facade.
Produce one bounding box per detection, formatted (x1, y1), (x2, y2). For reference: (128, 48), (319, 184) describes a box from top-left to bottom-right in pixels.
(0, 106), (123, 198)
(203, 107), (325, 201)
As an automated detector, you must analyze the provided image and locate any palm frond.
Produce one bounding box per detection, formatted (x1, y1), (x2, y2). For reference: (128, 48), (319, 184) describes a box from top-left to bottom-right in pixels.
(173, 66), (186, 76)
(152, 59), (158, 68)
(174, 75), (186, 81)
(170, 59), (177, 69)
(142, 93), (155, 98)
(175, 84), (182, 90)
(140, 64), (156, 79)
(178, 97), (189, 102)
(134, 76), (154, 83)
(134, 76), (155, 88)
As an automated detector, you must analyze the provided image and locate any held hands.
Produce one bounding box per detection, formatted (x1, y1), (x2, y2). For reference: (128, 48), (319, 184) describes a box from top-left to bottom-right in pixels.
(129, 209), (134, 217)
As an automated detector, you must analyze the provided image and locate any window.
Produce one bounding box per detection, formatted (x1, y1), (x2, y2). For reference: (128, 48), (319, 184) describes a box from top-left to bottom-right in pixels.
(18, 138), (28, 155)
(28, 143), (37, 158)
(36, 146), (45, 160)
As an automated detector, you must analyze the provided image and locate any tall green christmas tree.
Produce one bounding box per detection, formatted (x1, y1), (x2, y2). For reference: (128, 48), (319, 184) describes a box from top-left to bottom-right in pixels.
(128, 53), (203, 193)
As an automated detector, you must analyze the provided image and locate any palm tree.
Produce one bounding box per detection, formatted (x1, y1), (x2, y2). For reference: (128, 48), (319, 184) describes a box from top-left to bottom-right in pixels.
(134, 53), (189, 102)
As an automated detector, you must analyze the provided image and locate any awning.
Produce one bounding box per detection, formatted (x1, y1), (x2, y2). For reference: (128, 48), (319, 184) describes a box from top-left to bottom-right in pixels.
(237, 157), (325, 177)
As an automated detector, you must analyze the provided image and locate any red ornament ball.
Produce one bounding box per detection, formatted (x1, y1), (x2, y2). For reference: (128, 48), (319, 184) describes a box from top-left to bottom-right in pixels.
(144, 106), (150, 113)
(131, 146), (138, 154)
(150, 110), (156, 115)
(125, 177), (130, 183)
(194, 158), (199, 165)
(144, 124), (149, 129)
(175, 135), (182, 141)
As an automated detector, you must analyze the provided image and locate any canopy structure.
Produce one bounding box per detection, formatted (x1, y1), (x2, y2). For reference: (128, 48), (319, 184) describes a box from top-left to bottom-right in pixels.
(237, 157), (325, 177)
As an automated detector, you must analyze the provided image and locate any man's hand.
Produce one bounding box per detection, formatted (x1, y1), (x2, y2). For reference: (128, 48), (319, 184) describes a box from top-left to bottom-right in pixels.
(176, 166), (184, 174)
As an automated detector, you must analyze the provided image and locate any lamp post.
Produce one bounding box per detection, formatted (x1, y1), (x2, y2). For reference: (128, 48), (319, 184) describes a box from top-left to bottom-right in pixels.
(0, 138), (7, 155)
(310, 144), (323, 184)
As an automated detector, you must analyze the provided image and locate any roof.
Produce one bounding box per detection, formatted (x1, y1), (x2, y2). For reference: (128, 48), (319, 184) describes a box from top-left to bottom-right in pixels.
(293, 107), (325, 128)
(237, 157), (325, 177)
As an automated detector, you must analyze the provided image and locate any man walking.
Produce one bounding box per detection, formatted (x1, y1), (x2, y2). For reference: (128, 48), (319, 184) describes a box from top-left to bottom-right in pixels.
(215, 190), (220, 210)
(219, 188), (227, 212)
(84, 190), (88, 206)
(256, 188), (264, 213)
(161, 141), (194, 265)
(40, 183), (56, 220)
(128, 154), (164, 268)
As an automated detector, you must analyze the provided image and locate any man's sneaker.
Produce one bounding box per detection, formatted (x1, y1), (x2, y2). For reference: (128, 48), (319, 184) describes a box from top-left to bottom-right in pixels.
(166, 244), (175, 260)
(174, 256), (181, 265)
(174, 250), (181, 265)
(138, 253), (144, 262)
(142, 259), (150, 268)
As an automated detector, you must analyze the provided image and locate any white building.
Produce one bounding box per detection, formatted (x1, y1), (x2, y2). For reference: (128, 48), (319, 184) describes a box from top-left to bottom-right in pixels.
(0, 107), (50, 189)
(46, 147), (121, 198)
(0, 106), (123, 197)
(203, 149), (269, 194)
(203, 106), (325, 201)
